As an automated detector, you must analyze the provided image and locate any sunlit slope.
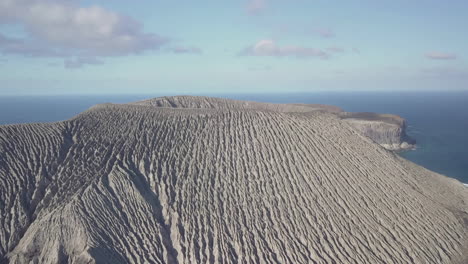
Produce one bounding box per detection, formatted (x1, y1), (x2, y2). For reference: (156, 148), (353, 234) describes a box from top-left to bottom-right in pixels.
(1, 97), (467, 263)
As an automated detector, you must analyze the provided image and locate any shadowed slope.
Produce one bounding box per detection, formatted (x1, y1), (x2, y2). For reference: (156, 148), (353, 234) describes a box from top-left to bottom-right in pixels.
(1, 96), (467, 263)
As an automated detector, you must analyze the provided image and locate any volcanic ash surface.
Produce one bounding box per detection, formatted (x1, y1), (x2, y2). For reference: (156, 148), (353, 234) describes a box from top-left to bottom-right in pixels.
(1, 96), (467, 264)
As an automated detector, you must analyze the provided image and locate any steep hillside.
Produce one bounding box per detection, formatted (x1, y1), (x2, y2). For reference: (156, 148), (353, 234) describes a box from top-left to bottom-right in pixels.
(0, 96), (466, 264)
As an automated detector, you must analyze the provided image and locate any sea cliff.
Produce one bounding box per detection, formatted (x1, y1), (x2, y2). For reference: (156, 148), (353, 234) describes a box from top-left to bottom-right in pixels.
(339, 112), (416, 151)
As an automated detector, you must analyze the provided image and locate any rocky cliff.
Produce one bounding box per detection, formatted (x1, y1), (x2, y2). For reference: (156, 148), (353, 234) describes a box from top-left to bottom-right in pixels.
(339, 112), (416, 151)
(0, 96), (466, 264)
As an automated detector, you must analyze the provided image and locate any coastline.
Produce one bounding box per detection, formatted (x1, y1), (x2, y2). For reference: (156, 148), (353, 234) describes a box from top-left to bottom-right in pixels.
(0, 92), (466, 183)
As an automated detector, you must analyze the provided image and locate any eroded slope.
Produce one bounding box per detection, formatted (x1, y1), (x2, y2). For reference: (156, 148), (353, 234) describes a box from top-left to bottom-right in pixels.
(0, 97), (467, 264)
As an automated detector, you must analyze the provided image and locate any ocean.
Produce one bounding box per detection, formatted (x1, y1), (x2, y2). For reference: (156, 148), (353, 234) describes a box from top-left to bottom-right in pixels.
(0, 91), (467, 183)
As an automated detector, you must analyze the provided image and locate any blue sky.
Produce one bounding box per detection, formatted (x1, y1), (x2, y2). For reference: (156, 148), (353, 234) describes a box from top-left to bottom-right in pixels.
(0, 0), (467, 95)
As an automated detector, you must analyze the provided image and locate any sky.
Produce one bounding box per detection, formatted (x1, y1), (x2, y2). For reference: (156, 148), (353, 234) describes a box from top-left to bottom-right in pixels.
(0, 0), (467, 95)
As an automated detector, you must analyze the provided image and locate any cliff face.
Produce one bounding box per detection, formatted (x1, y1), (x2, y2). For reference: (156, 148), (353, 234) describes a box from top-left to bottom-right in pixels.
(340, 112), (416, 151)
(0, 96), (466, 264)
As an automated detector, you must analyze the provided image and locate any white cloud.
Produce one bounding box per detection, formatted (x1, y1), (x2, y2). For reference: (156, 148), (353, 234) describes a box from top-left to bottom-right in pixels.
(327, 46), (345, 53)
(169, 46), (202, 54)
(312, 28), (335, 38)
(425, 52), (457, 60)
(64, 57), (104, 69)
(247, 0), (266, 15)
(0, 0), (168, 67)
(240, 39), (329, 59)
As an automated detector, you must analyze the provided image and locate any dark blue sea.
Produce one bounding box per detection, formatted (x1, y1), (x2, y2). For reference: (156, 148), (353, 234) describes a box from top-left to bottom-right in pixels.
(0, 92), (467, 183)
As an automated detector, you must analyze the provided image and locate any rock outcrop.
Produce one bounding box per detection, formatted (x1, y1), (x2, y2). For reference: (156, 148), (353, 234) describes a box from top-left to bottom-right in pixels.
(339, 112), (416, 151)
(0, 96), (466, 264)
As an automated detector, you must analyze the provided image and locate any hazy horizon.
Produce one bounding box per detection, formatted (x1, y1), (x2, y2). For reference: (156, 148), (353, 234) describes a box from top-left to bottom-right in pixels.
(1, 89), (468, 97)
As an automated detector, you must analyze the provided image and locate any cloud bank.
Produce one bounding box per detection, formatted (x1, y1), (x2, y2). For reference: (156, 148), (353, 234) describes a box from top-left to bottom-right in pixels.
(240, 40), (329, 59)
(0, 0), (168, 67)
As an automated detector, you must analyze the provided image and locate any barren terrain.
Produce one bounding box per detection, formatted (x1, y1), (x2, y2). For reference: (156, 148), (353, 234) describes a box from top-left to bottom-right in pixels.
(1, 96), (467, 263)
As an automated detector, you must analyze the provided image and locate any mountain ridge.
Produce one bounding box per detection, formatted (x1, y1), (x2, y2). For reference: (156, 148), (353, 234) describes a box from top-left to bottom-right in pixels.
(0, 96), (466, 263)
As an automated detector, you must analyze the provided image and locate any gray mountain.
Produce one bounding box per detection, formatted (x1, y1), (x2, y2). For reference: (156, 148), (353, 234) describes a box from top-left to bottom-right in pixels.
(1, 96), (467, 263)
